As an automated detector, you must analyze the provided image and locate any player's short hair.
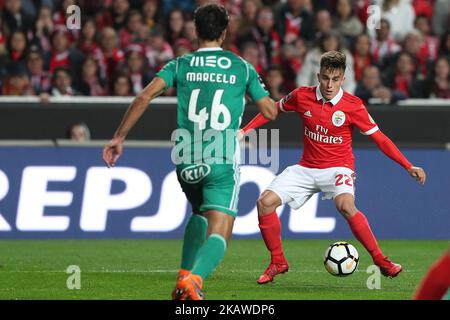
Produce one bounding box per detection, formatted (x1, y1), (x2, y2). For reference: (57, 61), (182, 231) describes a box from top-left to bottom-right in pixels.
(320, 51), (346, 73)
(194, 4), (229, 41)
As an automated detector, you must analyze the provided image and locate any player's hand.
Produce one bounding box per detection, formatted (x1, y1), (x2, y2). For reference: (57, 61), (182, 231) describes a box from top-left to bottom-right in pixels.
(103, 137), (124, 168)
(408, 166), (426, 185)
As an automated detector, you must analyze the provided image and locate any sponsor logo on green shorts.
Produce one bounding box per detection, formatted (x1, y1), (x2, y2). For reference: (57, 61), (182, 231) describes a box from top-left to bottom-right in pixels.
(180, 164), (211, 184)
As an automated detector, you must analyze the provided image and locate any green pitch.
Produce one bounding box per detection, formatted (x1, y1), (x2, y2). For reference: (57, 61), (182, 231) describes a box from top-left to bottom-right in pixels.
(0, 239), (447, 300)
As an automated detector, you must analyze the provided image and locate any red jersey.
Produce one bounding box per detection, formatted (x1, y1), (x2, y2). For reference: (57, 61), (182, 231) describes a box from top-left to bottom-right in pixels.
(278, 86), (378, 170)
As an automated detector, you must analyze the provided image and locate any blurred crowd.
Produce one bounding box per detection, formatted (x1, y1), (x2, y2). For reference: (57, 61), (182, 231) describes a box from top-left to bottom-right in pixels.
(0, 0), (449, 103)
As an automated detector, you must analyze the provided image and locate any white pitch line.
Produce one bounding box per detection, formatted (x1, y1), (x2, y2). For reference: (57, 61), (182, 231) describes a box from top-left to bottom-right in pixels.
(0, 269), (414, 273)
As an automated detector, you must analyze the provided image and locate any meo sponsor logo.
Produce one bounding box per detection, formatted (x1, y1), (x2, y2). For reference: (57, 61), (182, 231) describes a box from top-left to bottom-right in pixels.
(0, 166), (336, 235)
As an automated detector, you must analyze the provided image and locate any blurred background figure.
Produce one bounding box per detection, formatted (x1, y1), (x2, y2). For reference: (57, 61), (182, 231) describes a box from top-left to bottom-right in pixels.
(26, 46), (51, 95)
(111, 72), (133, 96)
(264, 64), (287, 100)
(355, 65), (402, 103)
(50, 67), (78, 96)
(68, 122), (91, 141)
(296, 31), (356, 93)
(1, 64), (34, 95)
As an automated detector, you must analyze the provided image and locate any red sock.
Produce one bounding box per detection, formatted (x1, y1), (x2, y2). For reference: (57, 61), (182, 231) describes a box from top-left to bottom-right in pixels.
(414, 252), (450, 300)
(347, 211), (383, 261)
(258, 211), (286, 264)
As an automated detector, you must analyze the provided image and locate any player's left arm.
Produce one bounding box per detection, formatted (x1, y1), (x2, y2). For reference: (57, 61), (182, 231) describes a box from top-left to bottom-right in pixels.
(369, 131), (426, 185)
(102, 77), (166, 167)
(351, 103), (426, 185)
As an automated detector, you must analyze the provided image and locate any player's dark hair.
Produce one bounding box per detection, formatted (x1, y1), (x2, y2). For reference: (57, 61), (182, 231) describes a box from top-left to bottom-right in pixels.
(320, 51), (346, 73)
(194, 4), (229, 41)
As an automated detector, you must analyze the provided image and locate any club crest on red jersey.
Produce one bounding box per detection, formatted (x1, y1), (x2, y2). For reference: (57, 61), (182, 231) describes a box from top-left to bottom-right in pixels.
(332, 110), (346, 127)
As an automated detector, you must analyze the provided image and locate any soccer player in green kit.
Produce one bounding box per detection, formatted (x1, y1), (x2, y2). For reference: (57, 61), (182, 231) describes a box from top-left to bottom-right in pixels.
(102, 4), (277, 300)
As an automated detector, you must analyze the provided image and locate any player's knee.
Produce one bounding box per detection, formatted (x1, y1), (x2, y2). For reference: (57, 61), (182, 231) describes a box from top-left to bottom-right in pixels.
(335, 200), (357, 218)
(257, 196), (276, 215)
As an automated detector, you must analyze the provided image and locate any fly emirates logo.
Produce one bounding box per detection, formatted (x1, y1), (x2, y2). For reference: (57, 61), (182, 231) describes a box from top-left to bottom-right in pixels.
(304, 125), (343, 144)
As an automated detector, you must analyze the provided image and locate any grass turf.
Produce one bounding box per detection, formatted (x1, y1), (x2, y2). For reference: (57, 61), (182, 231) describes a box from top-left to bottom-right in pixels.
(0, 239), (447, 300)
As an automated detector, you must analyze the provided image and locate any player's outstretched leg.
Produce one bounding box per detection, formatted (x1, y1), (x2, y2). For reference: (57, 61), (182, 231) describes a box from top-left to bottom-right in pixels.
(335, 194), (402, 278)
(173, 210), (234, 300)
(256, 190), (289, 284)
(171, 213), (207, 299)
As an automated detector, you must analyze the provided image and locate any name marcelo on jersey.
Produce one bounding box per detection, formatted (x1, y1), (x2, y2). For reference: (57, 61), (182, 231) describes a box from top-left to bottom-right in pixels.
(186, 72), (236, 84)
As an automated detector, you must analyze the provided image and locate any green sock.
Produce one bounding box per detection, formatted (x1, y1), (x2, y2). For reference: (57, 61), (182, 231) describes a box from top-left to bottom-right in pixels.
(191, 233), (227, 280)
(180, 214), (208, 270)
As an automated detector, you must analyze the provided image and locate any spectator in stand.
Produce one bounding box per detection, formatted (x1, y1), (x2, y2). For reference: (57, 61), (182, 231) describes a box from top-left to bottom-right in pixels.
(333, 0), (364, 46)
(111, 72), (133, 96)
(78, 19), (100, 56)
(173, 38), (193, 57)
(50, 67), (78, 96)
(274, 0), (315, 44)
(412, 0), (434, 20)
(26, 46), (51, 94)
(2, 0), (34, 35)
(34, 5), (54, 54)
(378, 0), (415, 42)
(144, 28), (174, 72)
(68, 122), (91, 142)
(0, 14), (6, 57)
(297, 30), (356, 93)
(414, 15), (439, 61)
(222, 14), (241, 55)
(315, 9), (333, 40)
(6, 30), (28, 68)
(370, 18), (401, 70)
(415, 55), (450, 98)
(98, 27), (125, 81)
(383, 51), (420, 98)
(402, 29), (430, 77)
(237, 6), (281, 71)
(240, 0), (262, 35)
(280, 38), (307, 92)
(52, 0), (79, 42)
(48, 27), (85, 84)
(353, 33), (374, 82)
(119, 9), (145, 48)
(264, 65), (287, 100)
(142, 0), (160, 33)
(355, 65), (402, 103)
(96, 0), (130, 31)
(353, 0), (370, 26)
(1, 64), (34, 95)
(161, 0), (196, 17)
(439, 31), (450, 58)
(432, 0), (449, 37)
(125, 44), (154, 94)
(182, 19), (198, 50)
(166, 8), (185, 46)
(240, 41), (263, 74)
(74, 57), (108, 96)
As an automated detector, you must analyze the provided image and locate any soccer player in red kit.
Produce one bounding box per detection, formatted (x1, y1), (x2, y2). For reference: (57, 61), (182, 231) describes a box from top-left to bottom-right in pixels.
(240, 51), (427, 284)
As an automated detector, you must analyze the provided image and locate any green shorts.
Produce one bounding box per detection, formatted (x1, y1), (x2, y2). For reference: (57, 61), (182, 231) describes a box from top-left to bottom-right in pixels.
(176, 163), (240, 217)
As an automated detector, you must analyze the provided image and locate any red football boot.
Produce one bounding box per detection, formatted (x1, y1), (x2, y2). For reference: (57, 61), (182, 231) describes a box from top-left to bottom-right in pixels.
(257, 261), (289, 284)
(374, 256), (403, 278)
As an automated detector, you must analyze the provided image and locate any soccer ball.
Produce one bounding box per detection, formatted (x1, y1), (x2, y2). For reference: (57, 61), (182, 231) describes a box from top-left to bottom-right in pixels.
(324, 241), (359, 276)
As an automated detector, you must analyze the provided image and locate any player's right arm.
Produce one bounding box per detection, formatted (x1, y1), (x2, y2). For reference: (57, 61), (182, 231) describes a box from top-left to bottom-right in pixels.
(103, 58), (178, 167)
(240, 89), (298, 136)
(102, 77), (167, 167)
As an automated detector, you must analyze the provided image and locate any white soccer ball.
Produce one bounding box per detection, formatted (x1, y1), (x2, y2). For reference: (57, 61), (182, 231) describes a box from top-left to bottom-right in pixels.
(324, 241), (359, 276)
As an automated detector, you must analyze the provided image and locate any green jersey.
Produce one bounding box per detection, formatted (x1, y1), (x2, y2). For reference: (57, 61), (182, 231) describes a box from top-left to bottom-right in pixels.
(157, 48), (269, 165)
